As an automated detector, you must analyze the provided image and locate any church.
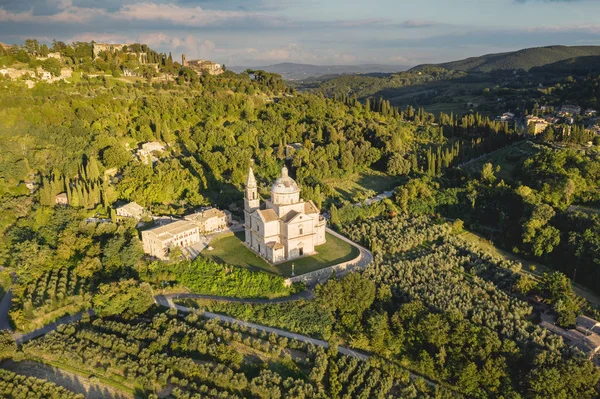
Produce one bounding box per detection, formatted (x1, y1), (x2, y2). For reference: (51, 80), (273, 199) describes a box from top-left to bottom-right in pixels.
(244, 164), (327, 263)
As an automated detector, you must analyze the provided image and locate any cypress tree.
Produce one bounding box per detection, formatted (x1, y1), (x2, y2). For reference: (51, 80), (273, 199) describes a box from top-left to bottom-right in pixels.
(330, 204), (340, 228)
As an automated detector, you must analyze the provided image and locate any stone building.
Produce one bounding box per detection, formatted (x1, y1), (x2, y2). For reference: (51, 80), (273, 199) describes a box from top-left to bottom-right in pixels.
(184, 208), (230, 234)
(55, 192), (68, 205)
(525, 116), (550, 135)
(141, 220), (200, 260)
(181, 54), (223, 75)
(244, 164), (326, 263)
(115, 202), (145, 220)
(92, 43), (129, 58)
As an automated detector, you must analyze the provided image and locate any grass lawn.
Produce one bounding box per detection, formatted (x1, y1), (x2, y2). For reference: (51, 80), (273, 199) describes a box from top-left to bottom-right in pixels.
(203, 231), (359, 277)
(461, 140), (540, 182)
(202, 232), (279, 275)
(324, 169), (405, 202)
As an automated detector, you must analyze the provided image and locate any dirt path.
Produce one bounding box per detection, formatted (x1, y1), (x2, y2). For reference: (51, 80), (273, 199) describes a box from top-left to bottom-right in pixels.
(0, 360), (133, 399)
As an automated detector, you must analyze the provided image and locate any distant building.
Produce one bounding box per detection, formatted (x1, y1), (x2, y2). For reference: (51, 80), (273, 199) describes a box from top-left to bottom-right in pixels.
(559, 104), (581, 116)
(184, 208), (230, 233)
(181, 54), (223, 75)
(525, 116), (550, 135)
(115, 202), (145, 220)
(499, 112), (515, 122)
(584, 109), (597, 117)
(141, 220), (200, 260)
(541, 315), (600, 360)
(55, 192), (68, 206)
(136, 141), (165, 164)
(93, 43), (129, 59)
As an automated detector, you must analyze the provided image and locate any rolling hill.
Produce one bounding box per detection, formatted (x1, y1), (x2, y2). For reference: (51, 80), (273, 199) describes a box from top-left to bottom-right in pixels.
(229, 62), (409, 80)
(416, 45), (600, 73)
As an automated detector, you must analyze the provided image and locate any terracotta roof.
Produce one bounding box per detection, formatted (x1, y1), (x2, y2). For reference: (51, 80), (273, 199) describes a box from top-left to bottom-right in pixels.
(117, 202), (144, 214)
(145, 220), (198, 241)
(185, 208), (226, 223)
(258, 209), (279, 223)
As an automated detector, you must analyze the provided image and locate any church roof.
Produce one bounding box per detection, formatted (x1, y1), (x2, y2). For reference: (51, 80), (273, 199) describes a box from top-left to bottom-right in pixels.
(271, 166), (299, 194)
(258, 209), (279, 223)
(304, 201), (319, 214)
(280, 210), (300, 223)
(281, 210), (313, 224)
(267, 242), (285, 250)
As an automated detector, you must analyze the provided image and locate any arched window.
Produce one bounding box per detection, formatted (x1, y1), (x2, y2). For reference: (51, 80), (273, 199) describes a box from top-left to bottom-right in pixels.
(299, 225), (303, 235)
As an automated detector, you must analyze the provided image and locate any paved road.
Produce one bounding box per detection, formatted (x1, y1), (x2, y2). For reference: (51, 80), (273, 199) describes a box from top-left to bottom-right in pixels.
(14, 310), (95, 345)
(156, 295), (439, 388)
(0, 289), (13, 331)
(154, 294), (369, 361)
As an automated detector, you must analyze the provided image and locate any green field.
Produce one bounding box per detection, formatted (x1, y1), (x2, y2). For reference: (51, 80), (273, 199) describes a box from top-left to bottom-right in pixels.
(203, 231), (359, 277)
(461, 140), (540, 181)
(324, 169), (404, 202)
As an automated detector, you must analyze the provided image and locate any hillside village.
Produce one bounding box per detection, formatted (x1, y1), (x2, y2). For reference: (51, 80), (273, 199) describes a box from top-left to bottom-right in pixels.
(501, 103), (600, 143)
(0, 40), (223, 87)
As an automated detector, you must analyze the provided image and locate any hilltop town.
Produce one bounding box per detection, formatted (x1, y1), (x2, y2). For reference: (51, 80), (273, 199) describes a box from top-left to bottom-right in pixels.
(0, 40), (223, 87)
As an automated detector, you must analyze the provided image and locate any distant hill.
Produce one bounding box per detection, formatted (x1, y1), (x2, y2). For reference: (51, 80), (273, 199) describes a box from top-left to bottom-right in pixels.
(229, 62), (409, 80)
(530, 55), (600, 76)
(413, 45), (600, 73)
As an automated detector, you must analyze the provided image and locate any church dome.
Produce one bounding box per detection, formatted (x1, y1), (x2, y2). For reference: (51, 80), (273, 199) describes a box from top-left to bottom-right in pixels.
(271, 167), (299, 194)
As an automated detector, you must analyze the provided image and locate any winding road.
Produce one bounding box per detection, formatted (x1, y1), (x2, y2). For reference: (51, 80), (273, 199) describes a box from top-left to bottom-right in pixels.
(154, 294), (369, 361)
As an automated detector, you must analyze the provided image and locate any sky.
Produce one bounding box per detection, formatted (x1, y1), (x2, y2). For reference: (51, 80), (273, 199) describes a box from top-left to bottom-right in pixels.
(1, 0), (600, 66)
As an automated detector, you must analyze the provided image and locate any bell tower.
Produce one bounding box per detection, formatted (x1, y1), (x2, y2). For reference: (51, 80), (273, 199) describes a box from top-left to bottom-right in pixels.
(244, 162), (260, 245)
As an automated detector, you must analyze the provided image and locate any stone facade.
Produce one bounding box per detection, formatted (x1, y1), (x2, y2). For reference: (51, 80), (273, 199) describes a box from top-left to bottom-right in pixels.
(525, 116), (549, 135)
(115, 202), (145, 220)
(181, 54), (223, 75)
(184, 208), (230, 234)
(244, 164), (326, 263)
(141, 220), (200, 260)
(93, 43), (129, 58)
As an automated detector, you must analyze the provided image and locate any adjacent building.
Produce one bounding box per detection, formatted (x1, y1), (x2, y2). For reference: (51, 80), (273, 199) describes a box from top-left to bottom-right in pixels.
(244, 164), (326, 263)
(115, 202), (145, 220)
(559, 104), (582, 116)
(184, 208), (231, 233)
(55, 192), (68, 206)
(541, 315), (600, 360)
(525, 115), (550, 135)
(181, 54), (224, 75)
(136, 141), (165, 164)
(141, 220), (200, 260)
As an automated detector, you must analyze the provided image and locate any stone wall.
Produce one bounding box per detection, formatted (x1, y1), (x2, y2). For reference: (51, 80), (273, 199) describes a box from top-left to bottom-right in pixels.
(284, 228), (373, 286)
(284, 255), (362, 286)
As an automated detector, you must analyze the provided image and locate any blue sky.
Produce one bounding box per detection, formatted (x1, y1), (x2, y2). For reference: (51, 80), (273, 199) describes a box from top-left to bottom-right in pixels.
(1, 0), (599, 66)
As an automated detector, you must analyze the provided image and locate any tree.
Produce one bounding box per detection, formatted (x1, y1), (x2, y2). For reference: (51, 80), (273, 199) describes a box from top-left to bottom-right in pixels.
(480, 162), (496, 185)
(92, 279), (154, 319)
(101, 145), (131, 169)
(0, 330), (16, 359)
(315, 273), (376, 330)
(386, 153), (411, 176)
(330, 204), (340, 228)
